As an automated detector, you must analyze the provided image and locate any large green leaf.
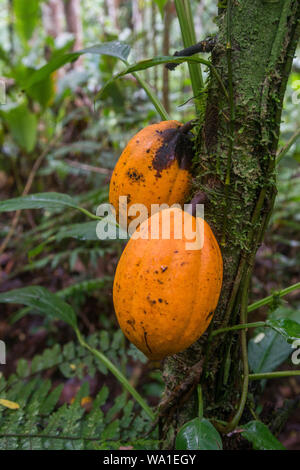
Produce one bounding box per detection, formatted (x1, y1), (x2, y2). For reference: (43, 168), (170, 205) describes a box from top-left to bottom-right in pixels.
(241, 421), (285, 450)
(27, 74), (55, 108)
(248, 307), (300, 374)
(175, 418), (222, 450)
(0, 103), (37, 152)
(13, 0), (40, 41)
(248, 329), (292, 374)
(0, 286), (77, 328)
(79, 42), (131, 61)
(0, 193), (78, 212)
(23, 41), (131, 89)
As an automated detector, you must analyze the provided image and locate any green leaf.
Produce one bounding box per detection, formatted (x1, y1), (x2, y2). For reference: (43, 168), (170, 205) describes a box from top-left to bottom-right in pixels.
(39, 384), (63, 416)
(241, 421), (285, 450)
(79, 42), (131, 62)
(175, 418), (223, 450)
(13, 0), (40, 41)
(27, 74), (55, 108)
(248, 307), (300, 374)
(23, 41), (131, 89)
(266, 318), (300, 343)
(56, 222), (99, 241)
(0, 45), (9, 63)
(248, 329), (292, 374)
(0, 193), (78, 212)
(96, 55), (210, 102)
(0, 286), (77, 328)
(24, 53), (79, 89)
(0, 103), (37, 152)
(154, 0), (168, 16)
(16, 358), (30, 378)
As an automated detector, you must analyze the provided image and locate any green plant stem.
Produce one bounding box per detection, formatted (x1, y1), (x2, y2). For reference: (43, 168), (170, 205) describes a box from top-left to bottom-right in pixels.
(77, 207), (102, 221)
(276, 128), (300, 164)
(78, 206), (121, 230)
(123, 59), (169, 120)
(197, 385), (203, 419)
(248, 282), (300, 313)
(174, 0), (204, 115)
(131, 69), (170, 120)
(212, 321), (266, 337)
(219, 269), (251, 434)
(75, 328), (155, 421)
(249, 371), (300, 380)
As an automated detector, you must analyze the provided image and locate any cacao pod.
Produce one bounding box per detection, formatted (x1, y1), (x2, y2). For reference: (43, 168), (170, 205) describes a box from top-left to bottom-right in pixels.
(113, 207), (223, 360)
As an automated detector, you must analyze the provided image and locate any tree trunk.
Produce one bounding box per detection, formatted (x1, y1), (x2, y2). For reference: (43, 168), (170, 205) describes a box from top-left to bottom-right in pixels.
(42, 0), (64, 39)
(106, 0), (120, 30)
(160, 0), (300, 449)
(64, 0), (83, 67)
(42, 0), (64, 64)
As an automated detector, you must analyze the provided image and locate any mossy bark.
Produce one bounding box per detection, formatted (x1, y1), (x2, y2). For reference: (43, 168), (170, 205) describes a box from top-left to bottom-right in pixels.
(160, 0), (300, 449)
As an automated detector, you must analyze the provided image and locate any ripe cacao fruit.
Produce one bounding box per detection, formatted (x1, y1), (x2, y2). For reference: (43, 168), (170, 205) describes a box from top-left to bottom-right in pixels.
(109, 120), (192, 228)
(113, 207), (223, 360)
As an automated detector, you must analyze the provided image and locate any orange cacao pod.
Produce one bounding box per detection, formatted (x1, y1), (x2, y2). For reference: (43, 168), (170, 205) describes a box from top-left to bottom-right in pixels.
(113, 207), (223, 360)
(109, 120), (192, 228)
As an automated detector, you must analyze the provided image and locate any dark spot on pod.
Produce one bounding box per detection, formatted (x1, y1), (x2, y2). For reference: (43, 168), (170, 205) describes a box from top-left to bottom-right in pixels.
(152, 127), (194, 176)
(127, 319), (136, 331)
(152, 128), (178, 176)
(158, 298), (163, 303)
(206, 311), (214, 321)
(147, 296), (156, 305)
(144, 331), (152, 353)
(127, 168), (145, 182)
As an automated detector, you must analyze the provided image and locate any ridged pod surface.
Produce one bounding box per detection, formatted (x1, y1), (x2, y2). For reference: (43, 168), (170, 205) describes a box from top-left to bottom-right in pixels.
(109, 121), (192, 228)
(113, 208), (223, 360)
